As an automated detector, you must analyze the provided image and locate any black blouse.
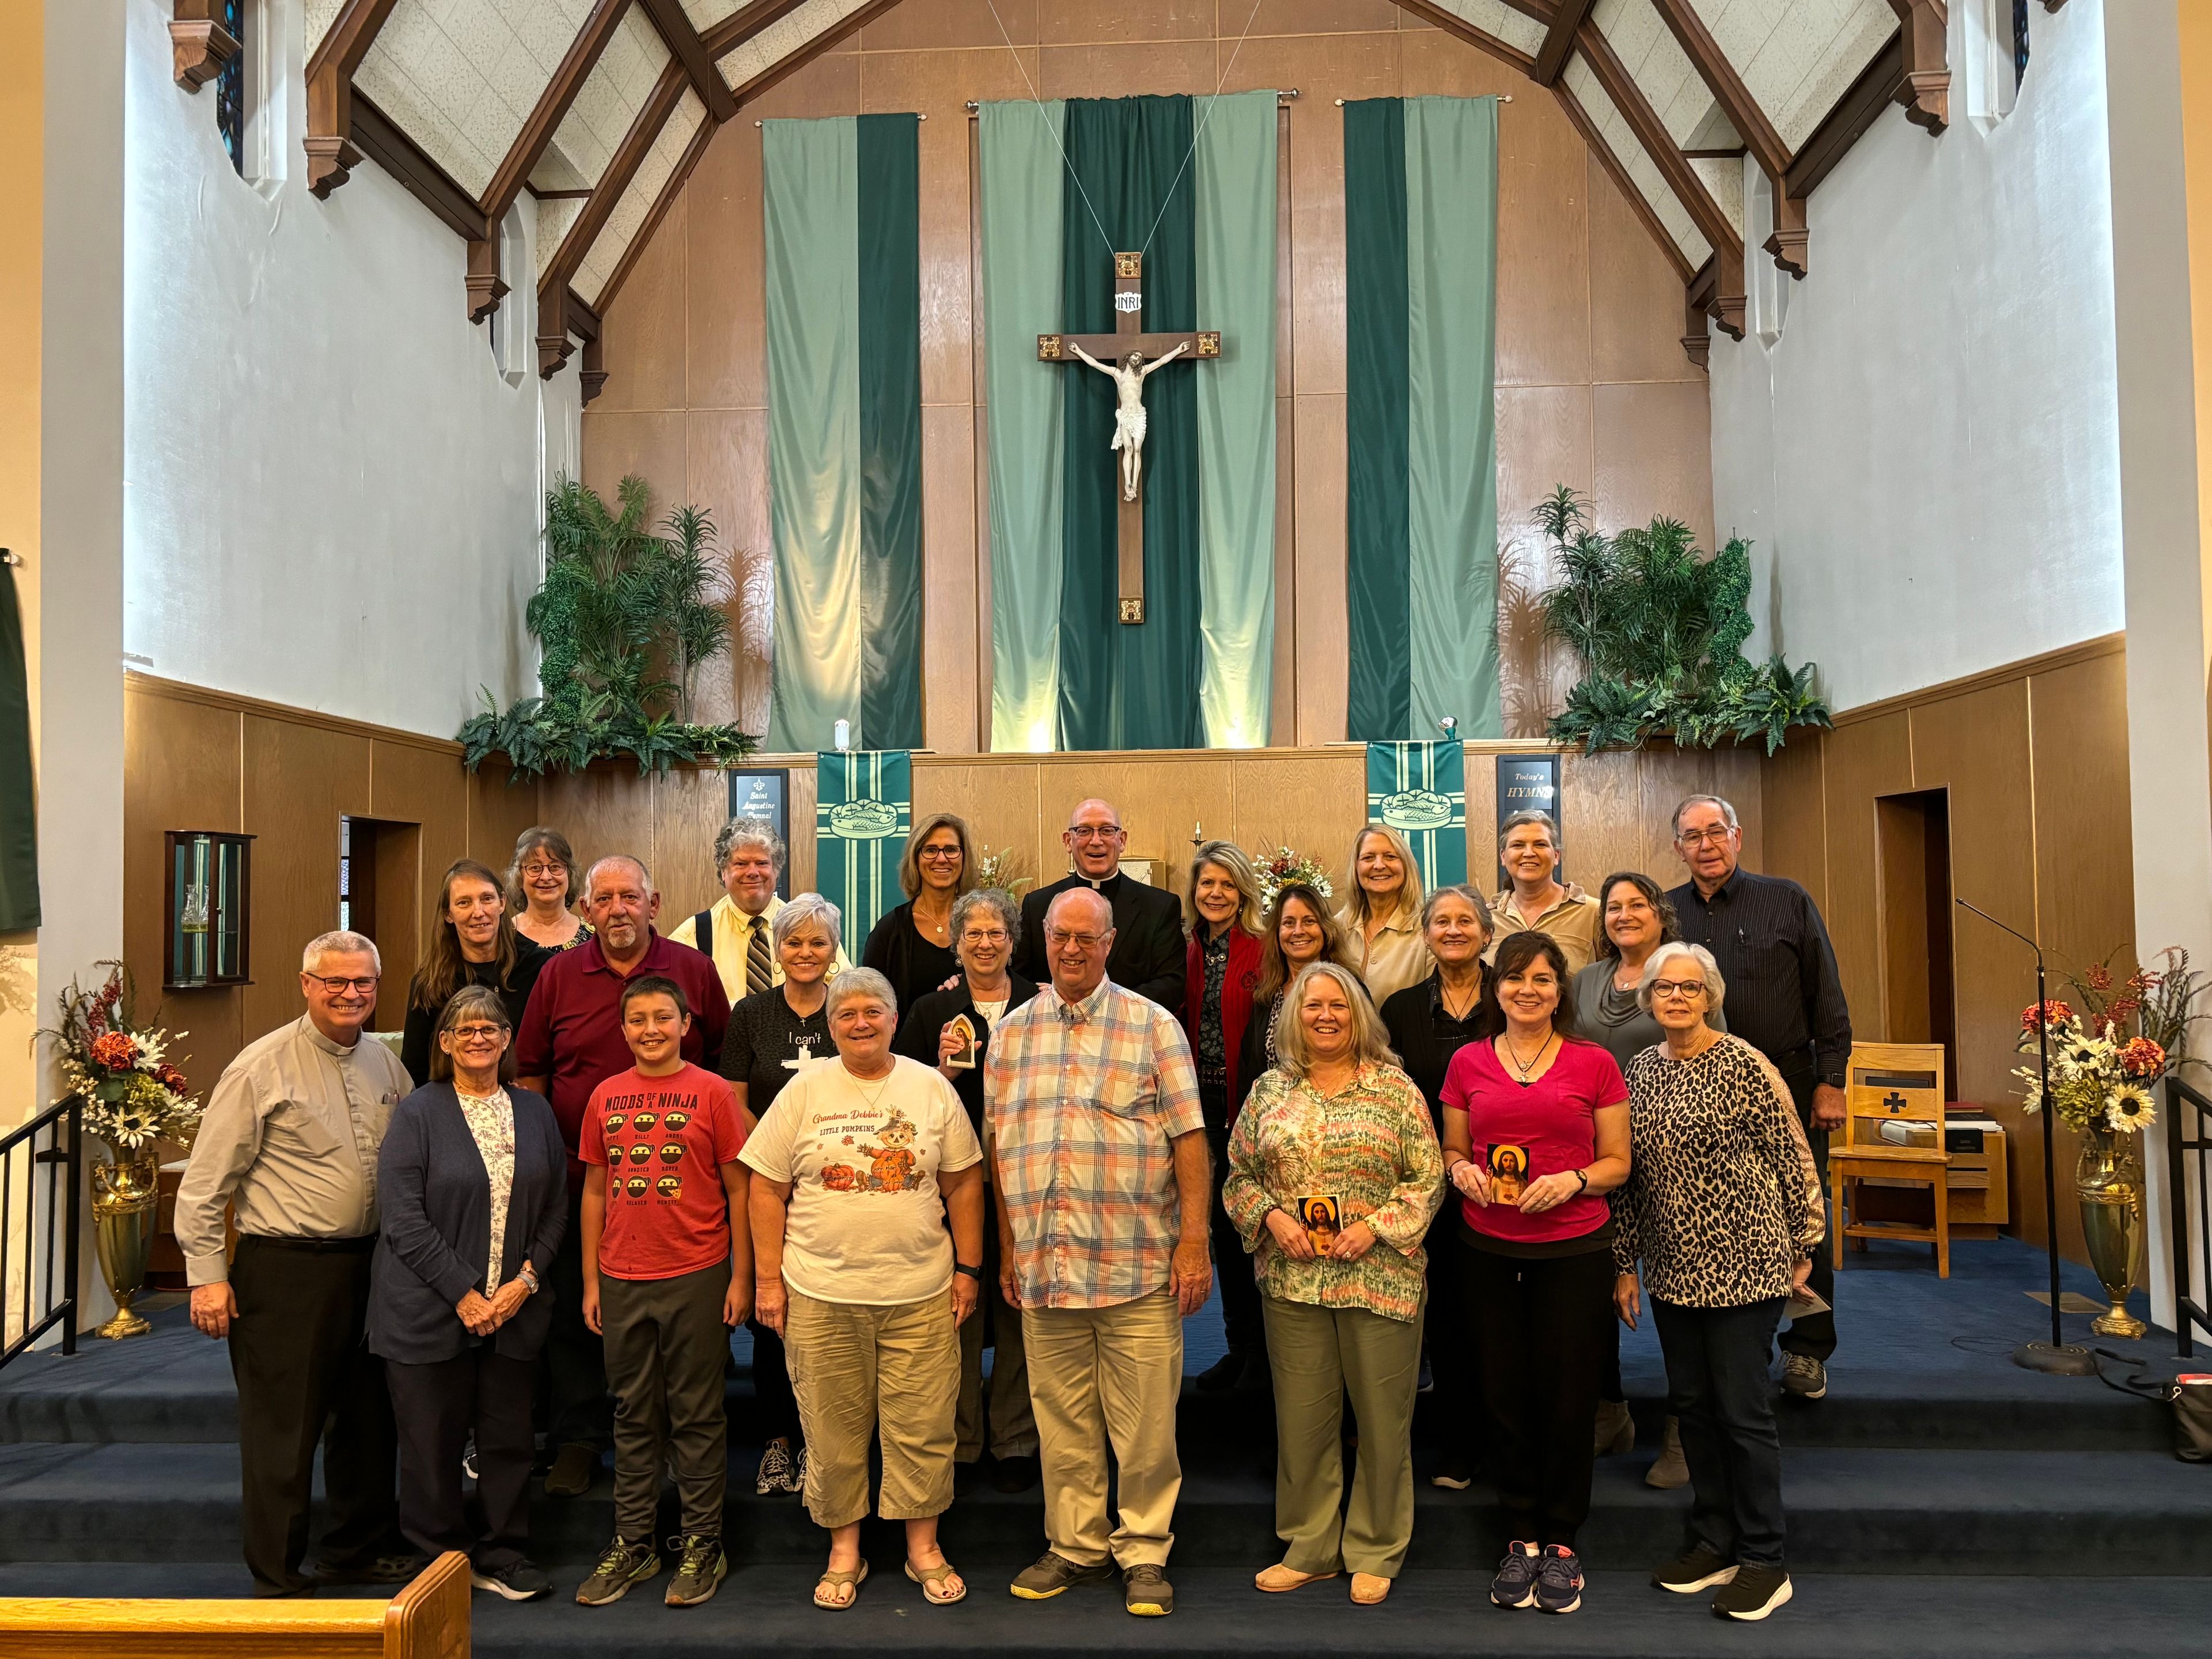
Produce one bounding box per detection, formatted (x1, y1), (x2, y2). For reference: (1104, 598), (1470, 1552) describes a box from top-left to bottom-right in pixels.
(718, 985), (833, 1116)
(398, 946), (548, 1088)
(861, 900), (961, 1018)
(1380, 968), (1489, 1132)
(895, 974), (1041, 1130)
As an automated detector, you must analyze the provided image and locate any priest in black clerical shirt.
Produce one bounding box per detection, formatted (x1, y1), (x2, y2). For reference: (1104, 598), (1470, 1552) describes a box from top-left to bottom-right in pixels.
(1015, 797), (1187, 1011)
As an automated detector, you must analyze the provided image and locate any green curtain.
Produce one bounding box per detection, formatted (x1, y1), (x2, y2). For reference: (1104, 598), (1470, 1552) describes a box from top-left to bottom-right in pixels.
(814, 749), (912, 948)
(1058, 94), (1203, 752)
(979, 100), (1067, 753)
(1194, 90), (1279, 748)
(0, 568), (36, 932)
(764, 114), (923, 752)
(1345, 96), (1501, 742)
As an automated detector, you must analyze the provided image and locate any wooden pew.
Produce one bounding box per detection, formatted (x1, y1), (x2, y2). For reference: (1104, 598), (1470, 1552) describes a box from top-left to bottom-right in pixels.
(0, 1550), (468, 1658)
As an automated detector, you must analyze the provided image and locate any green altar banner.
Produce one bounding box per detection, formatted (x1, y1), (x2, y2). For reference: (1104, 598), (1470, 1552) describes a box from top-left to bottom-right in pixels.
(1366, 739), (1468, 891)
(815, 749), (912, 948)
(1344, 96), (1501, 743)
(764, 113), (923, 752)
(0, 566), (36, 931)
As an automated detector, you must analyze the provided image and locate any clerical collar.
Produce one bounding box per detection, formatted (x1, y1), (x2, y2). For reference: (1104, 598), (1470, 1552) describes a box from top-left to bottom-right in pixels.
(1079, 869), (1122, 892)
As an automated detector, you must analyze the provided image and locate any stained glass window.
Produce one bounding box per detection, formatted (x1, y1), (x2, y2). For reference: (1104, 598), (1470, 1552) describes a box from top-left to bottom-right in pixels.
(2013, 0), (2030, 89)
(217, 0), (246, 175)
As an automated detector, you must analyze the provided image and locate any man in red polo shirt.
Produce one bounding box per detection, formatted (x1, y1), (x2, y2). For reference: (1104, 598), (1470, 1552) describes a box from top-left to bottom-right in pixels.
(517, 853), (730, 1498)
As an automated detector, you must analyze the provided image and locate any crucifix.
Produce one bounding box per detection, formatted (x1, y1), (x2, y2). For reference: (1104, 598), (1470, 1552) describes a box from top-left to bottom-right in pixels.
(1039, 251), (1222, 624)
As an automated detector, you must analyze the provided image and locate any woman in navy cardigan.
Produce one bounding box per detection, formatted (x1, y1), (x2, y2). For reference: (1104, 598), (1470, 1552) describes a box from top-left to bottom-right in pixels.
(372, 985), (567, 1601)
(1180, 841), (1267, 1394)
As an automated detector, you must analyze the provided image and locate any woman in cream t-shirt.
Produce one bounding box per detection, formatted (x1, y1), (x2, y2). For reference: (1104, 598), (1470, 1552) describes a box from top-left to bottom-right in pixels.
(743, 968), (984, 1610)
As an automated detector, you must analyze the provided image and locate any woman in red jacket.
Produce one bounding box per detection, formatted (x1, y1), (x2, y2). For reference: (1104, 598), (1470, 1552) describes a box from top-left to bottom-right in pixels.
(1181, 839), (1267, 1393)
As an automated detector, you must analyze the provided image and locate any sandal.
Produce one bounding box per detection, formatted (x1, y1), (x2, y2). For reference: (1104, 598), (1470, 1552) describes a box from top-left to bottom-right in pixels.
(1255, 1562), (1339, 1593)
(904, 1557), (967, 1606)
(813, 1558), (869, 1610)
(1350, 1573), (1391, 1605)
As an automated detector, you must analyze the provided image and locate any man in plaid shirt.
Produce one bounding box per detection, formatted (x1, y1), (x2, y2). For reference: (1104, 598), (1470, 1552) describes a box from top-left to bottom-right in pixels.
(986, 887), (1211, 1617)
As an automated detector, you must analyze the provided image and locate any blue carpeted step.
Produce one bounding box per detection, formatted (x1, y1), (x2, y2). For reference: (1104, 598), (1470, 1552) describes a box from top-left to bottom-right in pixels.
(5, 1441), (2206, 1577)
(0, 1562), (2209, 1657)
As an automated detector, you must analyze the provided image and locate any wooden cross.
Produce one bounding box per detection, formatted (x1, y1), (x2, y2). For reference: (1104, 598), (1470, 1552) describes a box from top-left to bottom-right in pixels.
(1039, 251), (1221, 624)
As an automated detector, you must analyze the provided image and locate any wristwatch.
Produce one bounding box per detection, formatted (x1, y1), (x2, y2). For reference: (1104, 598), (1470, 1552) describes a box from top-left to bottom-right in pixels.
(953, 1263), (983, 1281)
(519, 1264), (541, 1295)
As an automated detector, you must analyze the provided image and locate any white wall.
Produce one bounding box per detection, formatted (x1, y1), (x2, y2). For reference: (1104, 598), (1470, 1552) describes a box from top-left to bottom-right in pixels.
(1710, 0), (2123, 712)
(122, 0), (579, 739)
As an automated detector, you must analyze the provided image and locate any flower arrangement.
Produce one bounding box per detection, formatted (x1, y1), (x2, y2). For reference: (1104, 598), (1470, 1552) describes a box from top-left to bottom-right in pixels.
(2014, 946), (2205, 1136)
(973, 843), (1033, 900)
(45, 963), (203, 1154)
(1256, 846), (1333, 916)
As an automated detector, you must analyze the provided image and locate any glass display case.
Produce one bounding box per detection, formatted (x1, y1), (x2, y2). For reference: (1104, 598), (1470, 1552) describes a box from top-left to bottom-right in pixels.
(165, 831), (253, 988)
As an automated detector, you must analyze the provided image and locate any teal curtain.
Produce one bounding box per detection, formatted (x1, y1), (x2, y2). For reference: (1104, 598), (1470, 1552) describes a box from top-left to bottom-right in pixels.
(814, 750), (912, 948)
(979, 100), (1067, 753)
(1057, 95), (1203, 752)
(1194, 90), (1279, 748)
(0, 568), (36, 931)
(1345, 97), (1501, 742)
(764, 115), (923, 752)
(1366, 740), (1468, 889)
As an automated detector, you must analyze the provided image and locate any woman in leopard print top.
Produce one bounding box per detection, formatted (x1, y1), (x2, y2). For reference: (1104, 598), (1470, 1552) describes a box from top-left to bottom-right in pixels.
(1611, 941), (1822, 1617)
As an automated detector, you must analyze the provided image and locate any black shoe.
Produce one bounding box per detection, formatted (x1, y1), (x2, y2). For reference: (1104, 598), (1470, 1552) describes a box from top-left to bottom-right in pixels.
(1652, 1545), (1738, 1594)
(315, 1553), (425, 1586)
(991, 1453), (1041, 1493)
(955, 1458), (984, 1494)
(1711, 1563), (1793, 1622)
(1194, 1351), (1245, 1394)
(1234, 1352), (1272, 1392)
(1533, 1546), (1584, 1615)
(544, 1442), (601, 1497)
(471, 1560), (554, 1601)
(1490, 1541), (1539, 1609)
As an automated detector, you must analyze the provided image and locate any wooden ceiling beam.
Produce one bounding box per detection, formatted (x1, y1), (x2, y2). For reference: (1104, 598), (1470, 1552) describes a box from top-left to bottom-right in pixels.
(1646, 0), (1806, 275)
(481, 0), (635, 224)
(350, 95), (490, 242)
(169, 1), (241, 90)
(638, 0), (740, 123)
(1551, 82), (1692, 286)
(1391, 0), (1537, 76)
(1888, 0), (1950, 134)
(1533, 0), (1594, 88)
(1574, 18), (1743, 285)
(594, 112), (718, 317)
(304, 0), (403, 198)
(724, 0), (907, 104)
(1786, 32), (1906, 203)
(702, 0), (819, 58)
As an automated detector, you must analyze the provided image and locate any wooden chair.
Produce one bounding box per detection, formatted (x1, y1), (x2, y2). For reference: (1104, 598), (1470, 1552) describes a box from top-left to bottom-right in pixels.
(1830, 1041), (1952, 1278)
(0, 1550), (468, 1659)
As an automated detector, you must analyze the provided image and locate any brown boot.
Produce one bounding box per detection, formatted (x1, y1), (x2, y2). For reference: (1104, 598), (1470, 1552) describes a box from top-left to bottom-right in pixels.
(1645, 1415), (1688, 1489)
(1593, 1397), (1634, 1456)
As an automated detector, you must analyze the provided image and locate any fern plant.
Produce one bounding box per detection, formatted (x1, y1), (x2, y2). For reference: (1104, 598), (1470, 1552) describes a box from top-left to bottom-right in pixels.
(460, 474), (757, 779)
(1536, 487), (1830, 755)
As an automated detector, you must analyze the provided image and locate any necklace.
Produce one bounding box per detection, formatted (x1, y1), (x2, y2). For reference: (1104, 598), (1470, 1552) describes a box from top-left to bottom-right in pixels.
(915, 902), (952, 942)
(844, 1060), (896, 1108)
(1438, 975), (1480, 1020)
(1500, 1029), (1556, 1082)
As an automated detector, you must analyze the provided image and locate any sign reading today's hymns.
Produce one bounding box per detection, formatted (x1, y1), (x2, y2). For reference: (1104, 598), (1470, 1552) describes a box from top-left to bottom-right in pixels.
(1495, 753), (1563, 890)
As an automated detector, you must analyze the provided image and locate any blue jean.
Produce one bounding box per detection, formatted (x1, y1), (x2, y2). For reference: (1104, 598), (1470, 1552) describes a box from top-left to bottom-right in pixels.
(1652, 1296), (1787, 1568)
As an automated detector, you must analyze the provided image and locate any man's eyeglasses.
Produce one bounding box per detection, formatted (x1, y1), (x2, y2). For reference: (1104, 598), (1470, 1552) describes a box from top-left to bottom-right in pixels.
(1046, 929), (1108, 950)
(306, 975), (380, 994)
(1675, 827), (1734, 847)
(1650, 979), (1707, 1000)
(1067, 825), (1124, 841)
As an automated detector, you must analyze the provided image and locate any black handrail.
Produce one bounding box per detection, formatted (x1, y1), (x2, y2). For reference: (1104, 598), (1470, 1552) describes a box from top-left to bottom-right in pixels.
(0, 1094), (82, 1369)
(2167, 1073), (2211, 1358)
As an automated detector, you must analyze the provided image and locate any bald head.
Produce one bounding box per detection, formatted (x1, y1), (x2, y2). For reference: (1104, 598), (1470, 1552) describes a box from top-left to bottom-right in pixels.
(1063, 797), (1128, 878)
(584, 854), (659, 963)
(1043, 887), (1115, 1001)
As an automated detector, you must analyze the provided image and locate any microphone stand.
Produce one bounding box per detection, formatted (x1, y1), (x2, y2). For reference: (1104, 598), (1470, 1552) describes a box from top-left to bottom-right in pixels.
(1957, 899), (2096, 1375)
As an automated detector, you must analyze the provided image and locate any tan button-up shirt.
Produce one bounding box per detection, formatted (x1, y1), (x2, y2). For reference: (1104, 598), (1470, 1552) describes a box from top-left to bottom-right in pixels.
(1339, 902), (1435, 1006)
(665, 892), (851, 1003)
(173, 1014), (411, 1286)
(1487, 883), (1604, 976)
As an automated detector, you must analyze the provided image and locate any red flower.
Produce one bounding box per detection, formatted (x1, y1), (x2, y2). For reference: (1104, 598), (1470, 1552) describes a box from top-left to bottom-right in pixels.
(2021, 1000), (2073, 1033)
(88, 1031), (142, 1070)
(2120, 1037), (2166, 1078)
(2088, 964), (2113, 991)
(154, 1063), (188, 1093)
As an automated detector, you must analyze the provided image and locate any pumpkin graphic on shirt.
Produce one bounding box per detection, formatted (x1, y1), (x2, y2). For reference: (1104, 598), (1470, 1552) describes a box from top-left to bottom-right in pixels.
(819, 1162), (859, 1192)
(859, 1111), (919, 1194)
(657, 1142), (684, 1164)
(624, 1173), (650, 1196)
(655, 1173), (681, 1199)
(627, 1142), (653, 1164)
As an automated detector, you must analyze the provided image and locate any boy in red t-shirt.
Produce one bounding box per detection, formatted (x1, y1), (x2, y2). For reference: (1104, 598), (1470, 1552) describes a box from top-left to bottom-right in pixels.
(574, 977), (751, 1609)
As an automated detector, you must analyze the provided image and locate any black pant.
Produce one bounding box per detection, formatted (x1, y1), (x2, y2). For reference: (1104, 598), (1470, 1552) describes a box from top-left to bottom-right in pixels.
(1423, 1207), (1478, 1465)
(1457, 1237), (1613, 1549)
(387, 1349), (536, 1573)
(228, 1236), (397, 1595)
(747, 1317), (802, 1443)
(546, 1187), (612, 1450)
(1778, 1073), (1837, 1362)
(1653, 1297), (1787, 1567)
(1205, 1112), (1265, 1360)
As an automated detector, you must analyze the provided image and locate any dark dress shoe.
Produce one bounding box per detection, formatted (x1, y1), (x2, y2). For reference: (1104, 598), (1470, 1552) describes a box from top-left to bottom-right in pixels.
(1194, 1351), (1245, 1394)
(544, 1442), (601, 1497)
(990, 1453), (1041, 1493)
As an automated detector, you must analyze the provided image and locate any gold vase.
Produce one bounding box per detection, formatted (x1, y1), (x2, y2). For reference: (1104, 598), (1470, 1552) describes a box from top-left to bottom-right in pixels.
(2075, 1123), (2147, 1339)
(90, 1152), (161, 1340)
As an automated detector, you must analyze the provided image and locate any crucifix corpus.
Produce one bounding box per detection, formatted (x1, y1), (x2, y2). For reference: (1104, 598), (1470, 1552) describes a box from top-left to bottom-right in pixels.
(1039, 251), (1222, 624)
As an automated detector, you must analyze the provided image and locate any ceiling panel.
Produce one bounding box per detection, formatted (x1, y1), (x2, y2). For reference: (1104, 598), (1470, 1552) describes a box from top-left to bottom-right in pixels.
(535, 194), (586, 281)
(306, 0), (346, 59)
(1596, 0), (1713, 145)
(719, 0), (873, 92)
(1423, 0), (1551, 59)
(1689, 151), (1743, 237)
(576, 89), (709, 305)
(540, 7), (677, 194)
(1690, 0), (1895, 153)
(683, 0), (749, 26)
(1562, 55), (1710, 270)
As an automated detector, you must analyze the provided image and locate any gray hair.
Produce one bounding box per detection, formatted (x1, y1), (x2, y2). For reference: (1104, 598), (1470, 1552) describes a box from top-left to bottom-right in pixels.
(1271, 962), (1400, 1079)
(772, 892), (842, 953)
(952, 887), (1018, 943)
(302, 930), (381, 974)
(1420, 883), (1493, 937)
(585, 853), (654, 896)
(713, 816), (786, 874)
(1672, 794), (1740, 837)
(1498, 809), (1561, 850)
(824, 966), (897, 1020)
(1636, 940), (1726, 1013)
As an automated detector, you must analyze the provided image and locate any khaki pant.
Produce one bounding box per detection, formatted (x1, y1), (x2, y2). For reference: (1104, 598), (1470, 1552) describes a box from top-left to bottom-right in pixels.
(1262, 1294), (1423, 1578)
(1022, 1285), (1183, 1569)
(785, 1287), (960, 1529)
(957, 1270), (1037, 1460)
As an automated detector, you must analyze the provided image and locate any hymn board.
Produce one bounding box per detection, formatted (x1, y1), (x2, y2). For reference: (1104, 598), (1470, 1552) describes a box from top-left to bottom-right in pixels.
(1039, 251), (1222, 624)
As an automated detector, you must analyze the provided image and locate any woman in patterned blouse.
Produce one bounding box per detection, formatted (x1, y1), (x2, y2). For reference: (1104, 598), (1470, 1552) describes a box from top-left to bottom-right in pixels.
(1612, 941), (1822, 1626)
(1224, 962), (1444, 1607)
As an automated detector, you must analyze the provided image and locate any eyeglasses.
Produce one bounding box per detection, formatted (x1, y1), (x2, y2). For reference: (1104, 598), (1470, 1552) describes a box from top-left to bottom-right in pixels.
(1045, 929), (1108, 949)
(1675, 827), (1734, 847)
(918, 847), (964, 862)
(307, 975), (380, 994)
(1067, 825), (1124, 841)
(1650, 979), (1707, 1000)
(446, 1024), (506, 1042)
(520, 862), (565, 879)
(960, 927), (1010, 945)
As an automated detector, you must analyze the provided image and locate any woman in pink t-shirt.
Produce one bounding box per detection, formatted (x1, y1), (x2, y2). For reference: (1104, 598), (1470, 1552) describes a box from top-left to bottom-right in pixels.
(1439, 931), (1630, 1618)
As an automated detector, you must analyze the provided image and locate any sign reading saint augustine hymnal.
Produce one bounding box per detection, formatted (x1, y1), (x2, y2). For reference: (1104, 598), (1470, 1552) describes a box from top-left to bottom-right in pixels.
(726, 768), (791, 899)
(1495, 754), (1562, 891)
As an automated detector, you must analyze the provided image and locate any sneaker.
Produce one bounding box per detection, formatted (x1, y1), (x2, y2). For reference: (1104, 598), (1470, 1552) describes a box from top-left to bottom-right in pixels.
(471, 1560), (553, 1601)
(1194, 1351), (1244, 1394)
(1490, 1541), (1540, 1609)
(1780, 1354), (1828, 1399)
(1123, 1563), (1173, 1616)
(544, 1442), (600, 1498)
(1593, 1398), (1634, 1456)
(1646, 1415), (1690, 1489)
(1652, 1546), (1738, 1594)
(991, 1452), (1041, 1493)
(1009, 1550), (1116, 1600)
(1533, 1546), (1584, 1614)
(1711, 1563), (1793, 1622)
(789, 1442), (810, 1494)
(574, 1537), (661, 1607)
(462, 1438), (479, 1483)
(756, 1437), (796, 1495)
(314, 1553), (425, 1586)
(665, 1534), (726, 1608)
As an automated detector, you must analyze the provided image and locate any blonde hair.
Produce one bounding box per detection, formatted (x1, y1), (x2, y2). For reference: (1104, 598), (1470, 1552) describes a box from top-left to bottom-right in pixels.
(897, 812), (978, 901)
(1271, 962), (1399, 1079)
(1184, 840), (1264, 936)
(1339, 823), (1425, 929)
(1255, 882), (1355, 1003)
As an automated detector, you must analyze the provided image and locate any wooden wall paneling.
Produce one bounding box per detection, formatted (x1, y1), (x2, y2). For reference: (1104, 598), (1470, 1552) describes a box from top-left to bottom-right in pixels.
(1817, 711), (1912, 1049)
(684, 121), (764, 412)
(686, 407), (772, 732)
(1592, 380), (1715, 549)
(465, 765), (545, 878)
(594, 195), (690, 413)
(741, 44), (862, 120)
(1709, 744), (1764, 872)
(240, 717), (373, 1040)
(920, 404), (980, 752)
(1225, 753), (1367, 874)
(1759, 729), (1828, 914)
(786, 762), (821, 893)
(1036, 0), (1209, 48)
(537, 768), (660, 906)
(862, 0), (1039, 52)
(1291, 394), (1348, 744)
(1560, 747), (1642, 895)
(914, 760), (1046, 886)
(1461, 745), (1499, 889)
(366, 819), (425, 1032)
(1495, 385), (1594, 737)
(653, 767), (731, 919)
(1038, 39), (1217, 99)
(582, 412), (691, 521)
(1490, 75), (1593, 389)
(1587, 147), (1706, 383)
